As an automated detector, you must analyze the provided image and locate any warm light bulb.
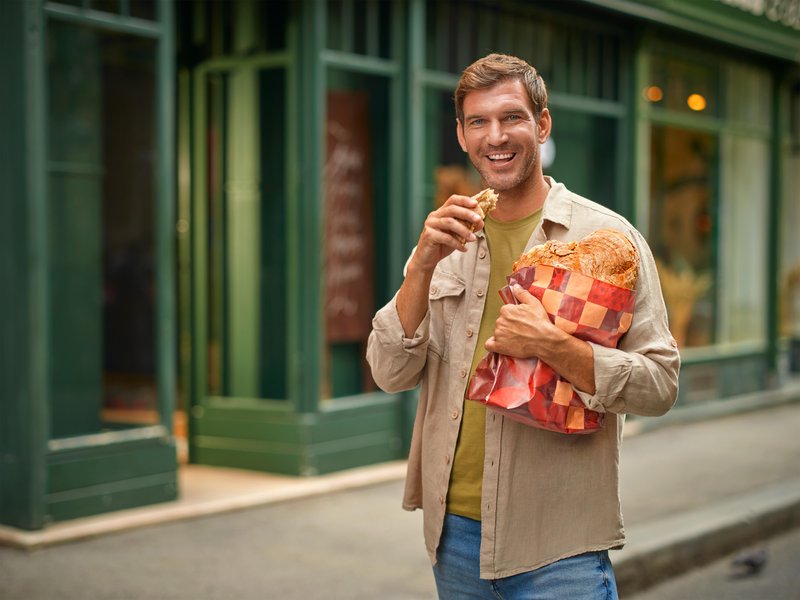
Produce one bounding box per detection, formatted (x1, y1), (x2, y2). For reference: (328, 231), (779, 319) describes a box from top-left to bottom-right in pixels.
(643, 86), (664, 102)
(687, 93), (707, 111)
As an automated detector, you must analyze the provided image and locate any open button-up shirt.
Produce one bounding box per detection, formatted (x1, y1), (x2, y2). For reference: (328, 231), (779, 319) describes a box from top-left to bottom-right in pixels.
(366, 178), (680, 579)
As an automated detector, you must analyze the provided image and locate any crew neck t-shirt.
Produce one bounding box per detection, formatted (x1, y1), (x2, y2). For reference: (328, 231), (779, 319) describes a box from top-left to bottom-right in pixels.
(446, 209), (542, 521)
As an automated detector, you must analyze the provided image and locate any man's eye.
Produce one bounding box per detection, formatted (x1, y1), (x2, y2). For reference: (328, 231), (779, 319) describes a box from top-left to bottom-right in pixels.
(470, 119), (485, 126)
(505, 114), (520, 121)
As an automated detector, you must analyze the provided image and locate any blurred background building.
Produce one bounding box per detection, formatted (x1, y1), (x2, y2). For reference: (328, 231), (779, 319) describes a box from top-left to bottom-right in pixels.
(2, 0), (799, 530)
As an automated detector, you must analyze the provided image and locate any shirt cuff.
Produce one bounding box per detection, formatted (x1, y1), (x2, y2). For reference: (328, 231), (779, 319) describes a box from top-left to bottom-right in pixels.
(575, 342), (633, 413)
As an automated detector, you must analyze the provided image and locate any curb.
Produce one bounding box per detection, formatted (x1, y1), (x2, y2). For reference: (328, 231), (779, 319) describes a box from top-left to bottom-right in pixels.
(612, 478), (800, 595)
(0, 461), (408, 551)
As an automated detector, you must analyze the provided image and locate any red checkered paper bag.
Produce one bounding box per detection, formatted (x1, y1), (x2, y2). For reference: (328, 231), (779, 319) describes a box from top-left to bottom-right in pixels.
(466, 264), (636, 434)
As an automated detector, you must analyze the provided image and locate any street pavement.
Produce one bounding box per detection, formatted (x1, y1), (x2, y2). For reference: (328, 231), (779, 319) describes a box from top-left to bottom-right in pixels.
(1, 401), (800, 599)
(628, 527), (800, 600)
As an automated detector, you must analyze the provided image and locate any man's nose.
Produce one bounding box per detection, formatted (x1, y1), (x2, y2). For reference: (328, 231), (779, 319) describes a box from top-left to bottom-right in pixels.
(487, 120), (508, 145)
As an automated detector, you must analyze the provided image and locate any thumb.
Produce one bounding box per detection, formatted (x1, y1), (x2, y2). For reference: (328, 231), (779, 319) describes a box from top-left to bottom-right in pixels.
(511, 283), (537, 304)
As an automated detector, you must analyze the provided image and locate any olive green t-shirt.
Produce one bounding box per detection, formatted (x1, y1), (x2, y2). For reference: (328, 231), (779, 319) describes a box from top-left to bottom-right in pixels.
(446, 209), (542, 521)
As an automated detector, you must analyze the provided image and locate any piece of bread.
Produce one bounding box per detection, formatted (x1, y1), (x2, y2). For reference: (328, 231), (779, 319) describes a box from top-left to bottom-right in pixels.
(456, 188), (499, 243)
(513, 228), (639, 289)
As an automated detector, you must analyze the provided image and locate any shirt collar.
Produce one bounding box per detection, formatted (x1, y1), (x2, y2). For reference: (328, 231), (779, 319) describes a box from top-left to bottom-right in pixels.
(475, 176), (573, 238)
(541, 176), (572, 230)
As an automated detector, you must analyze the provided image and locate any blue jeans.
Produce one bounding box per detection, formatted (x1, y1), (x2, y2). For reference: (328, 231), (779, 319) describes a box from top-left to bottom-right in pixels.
(433, 513), (618, 600)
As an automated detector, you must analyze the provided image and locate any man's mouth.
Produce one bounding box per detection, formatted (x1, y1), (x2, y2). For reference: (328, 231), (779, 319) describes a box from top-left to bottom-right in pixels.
(486, 152), (515, 164)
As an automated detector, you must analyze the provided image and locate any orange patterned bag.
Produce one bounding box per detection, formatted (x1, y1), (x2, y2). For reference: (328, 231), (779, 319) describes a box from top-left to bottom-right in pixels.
(466, 264), (636, 434)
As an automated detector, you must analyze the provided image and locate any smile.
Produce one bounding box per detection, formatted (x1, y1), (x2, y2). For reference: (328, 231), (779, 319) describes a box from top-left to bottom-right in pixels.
(487, 152), (515, 162)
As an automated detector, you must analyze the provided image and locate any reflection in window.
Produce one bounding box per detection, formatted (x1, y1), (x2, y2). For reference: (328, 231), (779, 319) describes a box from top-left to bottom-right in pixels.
(47, 22), (158, 436)
(649, 126), (716, 349)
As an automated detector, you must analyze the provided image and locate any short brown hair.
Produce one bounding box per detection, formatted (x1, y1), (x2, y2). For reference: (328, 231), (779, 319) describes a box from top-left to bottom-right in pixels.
(454, 53), (548, 124)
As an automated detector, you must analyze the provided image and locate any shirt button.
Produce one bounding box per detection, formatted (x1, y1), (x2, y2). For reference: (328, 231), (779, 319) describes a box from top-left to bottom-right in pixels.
(451, 410), (459, 420)
(445, 454), (451, 464)
(439, 495), (445, 505)
(476, 289), (484, 297)
(466, 328), (474, 337)
(459, 368), (467, 378)
(479, 249), (486, 259)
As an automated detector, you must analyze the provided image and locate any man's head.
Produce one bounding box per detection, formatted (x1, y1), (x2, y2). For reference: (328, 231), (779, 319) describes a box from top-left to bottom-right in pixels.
(454, 53), (548, 126)
(454, 54), (551, 196)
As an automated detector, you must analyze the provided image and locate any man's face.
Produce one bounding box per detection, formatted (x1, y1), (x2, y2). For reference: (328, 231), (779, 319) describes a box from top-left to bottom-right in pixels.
(456, 79), (550, 194)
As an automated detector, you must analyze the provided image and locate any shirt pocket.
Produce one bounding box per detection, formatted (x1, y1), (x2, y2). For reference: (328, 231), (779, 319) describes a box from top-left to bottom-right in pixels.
(428, 271), (466, 363)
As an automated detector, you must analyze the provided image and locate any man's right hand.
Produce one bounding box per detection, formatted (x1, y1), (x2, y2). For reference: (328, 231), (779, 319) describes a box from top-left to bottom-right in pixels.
(396, 194), (483, 338)
(409, 194), (484, 274)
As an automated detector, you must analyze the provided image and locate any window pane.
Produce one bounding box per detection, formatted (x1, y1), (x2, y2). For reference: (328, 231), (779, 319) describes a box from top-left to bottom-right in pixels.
(547, 109), (618, 212)
(204, 68), (288, 400)
(718, 136), (769, 346)
(725, 63), (771, 131)
(649, 125), (716, 349)
(323, 69), (388, 398)
(647, 54), (719, 117)
(780, 145), (800, 345)
(47, 22), (158, 436)
(425, 88), (480, 209)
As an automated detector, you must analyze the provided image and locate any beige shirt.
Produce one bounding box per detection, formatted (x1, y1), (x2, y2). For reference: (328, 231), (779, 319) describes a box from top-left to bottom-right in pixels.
(366, 178), (680, 579)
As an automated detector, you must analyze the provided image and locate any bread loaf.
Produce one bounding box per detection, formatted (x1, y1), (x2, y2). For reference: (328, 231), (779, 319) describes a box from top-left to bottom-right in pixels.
(513, 228), (639, 290)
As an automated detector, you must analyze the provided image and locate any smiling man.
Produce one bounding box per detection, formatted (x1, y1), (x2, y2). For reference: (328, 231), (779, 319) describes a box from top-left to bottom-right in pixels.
(367, 54), (680, 599)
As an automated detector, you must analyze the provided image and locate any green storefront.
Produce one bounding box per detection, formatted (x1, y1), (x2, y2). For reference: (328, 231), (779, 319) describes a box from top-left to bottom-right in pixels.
(2, 0), (798, 530)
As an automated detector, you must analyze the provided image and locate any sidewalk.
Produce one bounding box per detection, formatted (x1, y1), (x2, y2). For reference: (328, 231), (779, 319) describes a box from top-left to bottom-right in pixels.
(2, 384), (800, 598)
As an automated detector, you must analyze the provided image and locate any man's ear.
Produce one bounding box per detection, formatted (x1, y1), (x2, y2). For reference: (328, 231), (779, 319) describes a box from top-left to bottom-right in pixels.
(456, 119), (467, 152)
(537, 108), (552, 144)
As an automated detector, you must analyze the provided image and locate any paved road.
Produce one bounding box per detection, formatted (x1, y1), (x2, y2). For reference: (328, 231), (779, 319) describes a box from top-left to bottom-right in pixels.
(628, 527), (800, 600)
(3, 403), (800, 600)
(0, 481), (435, 600)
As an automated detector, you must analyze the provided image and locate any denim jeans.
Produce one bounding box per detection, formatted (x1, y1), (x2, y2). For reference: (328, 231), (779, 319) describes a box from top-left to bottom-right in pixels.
(433, 513), (619, 600)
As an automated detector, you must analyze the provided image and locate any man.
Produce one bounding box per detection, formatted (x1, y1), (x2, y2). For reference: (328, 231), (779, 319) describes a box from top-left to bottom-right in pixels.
(366, 54), (679, 599)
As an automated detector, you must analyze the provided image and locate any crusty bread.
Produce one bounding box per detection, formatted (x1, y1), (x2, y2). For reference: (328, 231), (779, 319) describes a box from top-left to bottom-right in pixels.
(513, 228), (639, 290)
(457, 188), (499, 243)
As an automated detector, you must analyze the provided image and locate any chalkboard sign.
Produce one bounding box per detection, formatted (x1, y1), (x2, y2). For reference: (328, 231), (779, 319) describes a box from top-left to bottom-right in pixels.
(324, 91), (375, 343)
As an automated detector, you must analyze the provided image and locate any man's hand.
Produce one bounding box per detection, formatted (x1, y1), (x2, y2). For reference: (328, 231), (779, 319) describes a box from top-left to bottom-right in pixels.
(485, 285), (552, 358)
(396, 194), (484, 338)
(408, 194), (485, 274)
(485, 284), (597, 394)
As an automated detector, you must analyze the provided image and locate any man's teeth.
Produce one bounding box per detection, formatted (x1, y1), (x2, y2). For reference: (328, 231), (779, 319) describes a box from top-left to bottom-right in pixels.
(488, 153), (513, 161)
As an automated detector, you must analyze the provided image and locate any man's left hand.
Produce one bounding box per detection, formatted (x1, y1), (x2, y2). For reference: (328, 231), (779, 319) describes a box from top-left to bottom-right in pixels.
(484, 284), (553, 358)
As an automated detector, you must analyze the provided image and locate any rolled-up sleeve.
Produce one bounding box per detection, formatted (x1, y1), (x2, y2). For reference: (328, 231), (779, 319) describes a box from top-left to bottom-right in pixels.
(366, 293), (430, 393)
(577, 230), (680, 417)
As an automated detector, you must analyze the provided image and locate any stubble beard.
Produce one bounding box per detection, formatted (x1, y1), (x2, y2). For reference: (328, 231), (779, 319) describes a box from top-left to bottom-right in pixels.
(472, 143), (539, 194)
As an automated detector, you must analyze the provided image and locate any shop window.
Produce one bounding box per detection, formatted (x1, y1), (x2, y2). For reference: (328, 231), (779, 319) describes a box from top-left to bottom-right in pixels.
(323, 69), (389, 398)
(647, 54), (719, 117)
(47, 21), (158, 437)
(780, 82), (800, 369)
(718, 136), (769, 346)
(425, 88), (480, 209)
(646, 50), (772, 352)
(649, 126), (717, 349)
(203, 68), (288, 400)
(547, 109), (618, 211)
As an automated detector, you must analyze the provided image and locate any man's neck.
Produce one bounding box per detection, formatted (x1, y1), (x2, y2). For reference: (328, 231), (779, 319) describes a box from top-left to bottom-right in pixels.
(490, 175), (551, 222)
